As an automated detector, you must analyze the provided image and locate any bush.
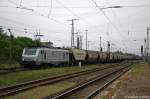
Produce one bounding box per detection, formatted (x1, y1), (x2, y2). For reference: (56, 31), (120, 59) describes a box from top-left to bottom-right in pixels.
(0, 29), (40, 64)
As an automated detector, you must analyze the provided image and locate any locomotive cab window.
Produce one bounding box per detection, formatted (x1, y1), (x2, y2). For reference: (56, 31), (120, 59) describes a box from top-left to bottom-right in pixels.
(24, 48), (37, 55)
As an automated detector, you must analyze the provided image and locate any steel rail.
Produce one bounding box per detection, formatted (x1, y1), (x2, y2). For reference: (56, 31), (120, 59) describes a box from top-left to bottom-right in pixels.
(49, 63), (132, 99)
(0, 63), (120, 97)
(85, 66), (131, 99)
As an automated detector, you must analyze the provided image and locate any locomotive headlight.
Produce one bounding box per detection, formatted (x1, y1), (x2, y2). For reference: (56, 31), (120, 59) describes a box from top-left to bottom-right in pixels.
(34, 57), (37, 61)
(34, 58), (37, 61)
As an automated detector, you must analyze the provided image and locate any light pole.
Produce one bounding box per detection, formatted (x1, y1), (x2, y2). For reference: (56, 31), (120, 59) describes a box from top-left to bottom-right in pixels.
(100, 6), (123, 10)
(88, 40), (91, 50)
(85, 30), (88, 50)
(99, 36), (102, 52)
(68, 19), (79, 48)
(8, 29), (14, 63)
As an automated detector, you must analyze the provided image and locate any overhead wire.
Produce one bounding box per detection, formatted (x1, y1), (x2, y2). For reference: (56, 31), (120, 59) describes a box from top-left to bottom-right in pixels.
(105, 0), (123, 28)
(55, 0), (91, 28)
(7, 0), (69, 27)
(3, 0), (149, 51)
(90, 0), (120, 32)
(89, 0), (128, 51)
(3, 0), (73, 47)
(19, 0), (23, 7)
(105, 0), (128, 49)
(2, 4), (149, 8)
(1, 23), (69, 43)
(54, 0), (115, 44)
(1, 25), (36, 38)
(123, 4), (150, 8)
(48, 0), (53, 18)
(7, 0), (18, 5)
(0, 16), (69, 35)
(55, 0), (79, 18)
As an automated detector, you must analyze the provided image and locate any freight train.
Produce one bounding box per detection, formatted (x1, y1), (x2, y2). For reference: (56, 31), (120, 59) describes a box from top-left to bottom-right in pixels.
(21, 47), (135, 68)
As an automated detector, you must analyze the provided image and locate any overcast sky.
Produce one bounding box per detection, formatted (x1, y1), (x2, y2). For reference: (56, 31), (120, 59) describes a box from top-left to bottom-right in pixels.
(0, 0), (150, 55)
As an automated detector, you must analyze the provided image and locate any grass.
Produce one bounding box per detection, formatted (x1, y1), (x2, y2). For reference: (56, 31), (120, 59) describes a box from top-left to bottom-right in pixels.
(98, 61), (148, 99)
(5, 81), (75, 99)
(130, 62), (150, 78)
(128, 62), (150, 80)
(0, 63), (21, 69)
(113, 61), (150, 99)
(0, 64), (107, 87)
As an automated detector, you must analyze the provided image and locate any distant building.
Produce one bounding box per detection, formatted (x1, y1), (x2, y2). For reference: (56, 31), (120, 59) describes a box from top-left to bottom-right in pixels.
(41, 41), (53, 48)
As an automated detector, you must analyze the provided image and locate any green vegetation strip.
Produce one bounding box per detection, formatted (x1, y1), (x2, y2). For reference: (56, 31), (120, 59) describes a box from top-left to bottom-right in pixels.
(0, 64), (109, 87)
(113, 61), (150, 99)
(0, 63), (21, 69)
(5, 81), (75, 99)
(129, 61), (150, 79)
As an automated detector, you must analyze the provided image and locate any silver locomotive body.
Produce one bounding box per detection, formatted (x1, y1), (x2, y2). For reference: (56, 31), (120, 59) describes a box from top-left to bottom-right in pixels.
(22, 48), (70, 67)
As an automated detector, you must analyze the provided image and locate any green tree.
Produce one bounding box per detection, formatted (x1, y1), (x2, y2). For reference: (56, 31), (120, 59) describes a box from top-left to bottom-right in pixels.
(0, 27), (41, 64)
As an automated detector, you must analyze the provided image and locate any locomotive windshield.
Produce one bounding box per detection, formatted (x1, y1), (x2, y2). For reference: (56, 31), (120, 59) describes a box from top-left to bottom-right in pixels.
(24, 48), (37, 55)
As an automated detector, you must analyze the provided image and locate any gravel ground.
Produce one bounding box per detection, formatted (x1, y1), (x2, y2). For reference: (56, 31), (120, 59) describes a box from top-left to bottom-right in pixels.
(95, 61), (150, 99)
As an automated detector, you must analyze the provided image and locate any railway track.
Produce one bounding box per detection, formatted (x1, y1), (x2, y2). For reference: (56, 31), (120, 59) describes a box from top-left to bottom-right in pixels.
(0, 61), (136, 98)
(45, 63), (132, 99)
(85, 67), (131, 99)
(0, 62), (126, 98)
